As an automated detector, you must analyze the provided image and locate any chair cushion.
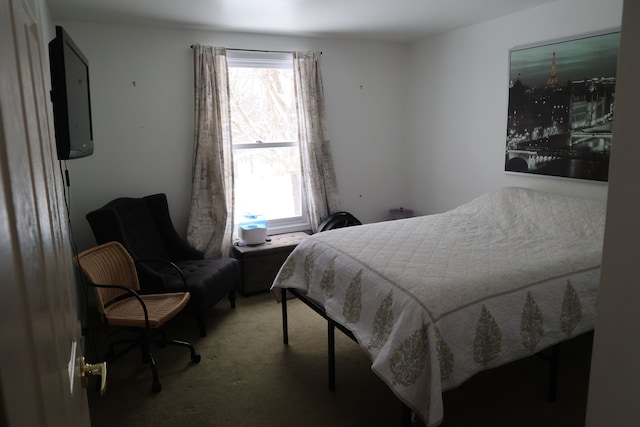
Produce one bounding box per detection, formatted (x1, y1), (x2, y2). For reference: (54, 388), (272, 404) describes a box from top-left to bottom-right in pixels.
(104, 292), (191, 329)
(158, 257), (240, 314)
(108, 199), (171, 260)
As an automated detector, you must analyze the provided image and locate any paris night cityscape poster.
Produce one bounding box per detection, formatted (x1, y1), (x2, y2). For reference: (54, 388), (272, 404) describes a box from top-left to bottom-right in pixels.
(505, 31), (620, 181)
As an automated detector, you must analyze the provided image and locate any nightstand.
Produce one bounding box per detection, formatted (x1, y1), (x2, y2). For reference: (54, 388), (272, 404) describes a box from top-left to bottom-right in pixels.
(232, 232), (309, 295)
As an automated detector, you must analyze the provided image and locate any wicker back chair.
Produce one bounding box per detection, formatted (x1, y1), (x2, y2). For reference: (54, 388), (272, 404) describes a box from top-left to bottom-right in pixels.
(77, 241), (201, 392)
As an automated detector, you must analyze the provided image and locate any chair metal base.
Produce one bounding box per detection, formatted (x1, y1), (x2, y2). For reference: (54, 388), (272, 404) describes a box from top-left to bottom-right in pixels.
(105, 328), (200, 392)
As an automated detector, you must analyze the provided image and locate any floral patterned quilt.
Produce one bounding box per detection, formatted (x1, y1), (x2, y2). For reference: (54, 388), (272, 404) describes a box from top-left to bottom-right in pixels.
(271, 187), (605, 426)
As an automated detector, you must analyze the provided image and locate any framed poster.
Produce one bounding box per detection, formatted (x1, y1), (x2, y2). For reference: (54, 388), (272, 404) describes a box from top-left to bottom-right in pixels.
(505, 30), (620, 181)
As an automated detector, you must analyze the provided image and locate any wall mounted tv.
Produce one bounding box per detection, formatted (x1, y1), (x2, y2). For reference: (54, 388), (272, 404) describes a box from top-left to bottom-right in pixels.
(49, 26), (94, 160)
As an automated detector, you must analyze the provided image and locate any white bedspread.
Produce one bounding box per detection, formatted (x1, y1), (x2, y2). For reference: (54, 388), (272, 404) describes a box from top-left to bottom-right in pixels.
(271, 187), (605, 426)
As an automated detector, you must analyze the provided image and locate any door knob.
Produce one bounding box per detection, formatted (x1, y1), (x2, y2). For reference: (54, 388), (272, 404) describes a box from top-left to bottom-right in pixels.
(80, 357), (107, 396)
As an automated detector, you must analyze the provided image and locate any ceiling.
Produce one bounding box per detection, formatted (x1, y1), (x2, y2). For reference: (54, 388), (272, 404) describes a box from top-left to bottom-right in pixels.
(47, 0), (555, 43)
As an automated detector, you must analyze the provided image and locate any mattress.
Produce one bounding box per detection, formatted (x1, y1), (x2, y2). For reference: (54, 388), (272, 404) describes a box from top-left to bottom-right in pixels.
(271, 187), (606, 426)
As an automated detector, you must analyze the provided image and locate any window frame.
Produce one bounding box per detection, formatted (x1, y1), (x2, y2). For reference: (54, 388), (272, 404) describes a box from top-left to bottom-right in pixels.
(227, 51), (310, 235)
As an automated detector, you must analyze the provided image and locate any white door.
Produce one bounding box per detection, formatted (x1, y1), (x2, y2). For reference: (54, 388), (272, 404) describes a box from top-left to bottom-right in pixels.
(0, 0), (94, 425)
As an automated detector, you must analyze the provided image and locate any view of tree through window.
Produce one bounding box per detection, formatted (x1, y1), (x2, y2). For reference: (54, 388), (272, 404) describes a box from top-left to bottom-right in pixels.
(228, 63), (305, 230)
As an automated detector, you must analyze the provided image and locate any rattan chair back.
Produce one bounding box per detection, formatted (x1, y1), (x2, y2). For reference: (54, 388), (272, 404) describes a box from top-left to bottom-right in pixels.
(77, 241), (140, 314)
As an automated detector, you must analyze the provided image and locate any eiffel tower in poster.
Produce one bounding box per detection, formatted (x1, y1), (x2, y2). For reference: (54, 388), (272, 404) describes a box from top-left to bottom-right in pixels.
(546, 51), (559, 87)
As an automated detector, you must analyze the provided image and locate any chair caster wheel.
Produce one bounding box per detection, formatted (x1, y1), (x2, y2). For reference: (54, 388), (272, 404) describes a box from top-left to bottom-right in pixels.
(152, 382), (162, 393)
(192, 352), (201, 363)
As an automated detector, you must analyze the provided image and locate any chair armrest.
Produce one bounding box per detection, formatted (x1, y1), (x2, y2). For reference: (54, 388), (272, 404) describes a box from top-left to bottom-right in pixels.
(88, 282), (151, 329)
(135, 258), (189, 293)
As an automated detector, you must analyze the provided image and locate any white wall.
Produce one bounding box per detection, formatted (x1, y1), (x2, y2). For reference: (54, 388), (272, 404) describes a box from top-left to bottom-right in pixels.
(586, 0), (640, 424)
(56, 22), (410, 250)
(405, 0), (622, 215)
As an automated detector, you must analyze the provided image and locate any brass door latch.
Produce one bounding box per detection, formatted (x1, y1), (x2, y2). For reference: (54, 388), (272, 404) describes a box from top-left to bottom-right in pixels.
(80, 357), (107, 396)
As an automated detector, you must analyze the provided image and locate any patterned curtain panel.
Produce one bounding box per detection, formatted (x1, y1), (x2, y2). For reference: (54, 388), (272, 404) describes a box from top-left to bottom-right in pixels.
(292, 51), (340, 232)
(187, 45), (235, 258)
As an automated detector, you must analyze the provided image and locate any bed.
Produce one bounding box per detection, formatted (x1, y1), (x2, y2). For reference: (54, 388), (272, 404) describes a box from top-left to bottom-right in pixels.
(270, 186), (606, 426)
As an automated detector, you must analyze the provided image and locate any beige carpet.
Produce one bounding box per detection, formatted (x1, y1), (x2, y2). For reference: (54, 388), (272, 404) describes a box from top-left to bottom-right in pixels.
(86, 292), (592, 427)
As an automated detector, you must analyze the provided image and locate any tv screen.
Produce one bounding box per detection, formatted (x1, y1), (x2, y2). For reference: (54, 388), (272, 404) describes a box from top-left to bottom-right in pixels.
(49, 26), (93, 160)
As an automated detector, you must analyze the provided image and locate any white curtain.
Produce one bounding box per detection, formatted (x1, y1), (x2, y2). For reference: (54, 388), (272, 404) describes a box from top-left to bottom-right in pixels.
(187, 48), (340, 252)
(292, 51), (340, 232)
(187, 45), (234, 258)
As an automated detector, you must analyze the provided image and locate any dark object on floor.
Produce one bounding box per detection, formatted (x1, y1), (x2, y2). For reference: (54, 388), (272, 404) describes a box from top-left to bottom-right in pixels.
(86, 193), (239, 336)
(317, 211), (362, 232)
(76, 241), (201, 392)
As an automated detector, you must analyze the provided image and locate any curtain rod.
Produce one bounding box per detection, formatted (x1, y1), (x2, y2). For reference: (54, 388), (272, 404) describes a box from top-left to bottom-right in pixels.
(228, 48), (293, 54)
(190, 45), (321, 54)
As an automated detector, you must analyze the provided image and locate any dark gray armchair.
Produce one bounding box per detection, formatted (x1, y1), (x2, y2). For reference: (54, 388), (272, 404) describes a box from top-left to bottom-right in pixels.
(86, 193), (239, 336)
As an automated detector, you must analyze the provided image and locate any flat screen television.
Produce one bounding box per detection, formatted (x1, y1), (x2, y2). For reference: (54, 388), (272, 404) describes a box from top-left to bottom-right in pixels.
(49, 26), (94, 160)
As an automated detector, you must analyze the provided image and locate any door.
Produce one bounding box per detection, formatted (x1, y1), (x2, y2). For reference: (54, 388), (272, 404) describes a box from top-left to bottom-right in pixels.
(0, 0), (93, 425)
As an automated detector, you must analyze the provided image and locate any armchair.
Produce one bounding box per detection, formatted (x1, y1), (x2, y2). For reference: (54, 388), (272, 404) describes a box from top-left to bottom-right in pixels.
(86, 193), (239, 336)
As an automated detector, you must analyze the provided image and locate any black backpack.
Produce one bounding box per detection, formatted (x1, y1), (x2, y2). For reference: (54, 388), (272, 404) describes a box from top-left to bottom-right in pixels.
(317, 211), (362, 232)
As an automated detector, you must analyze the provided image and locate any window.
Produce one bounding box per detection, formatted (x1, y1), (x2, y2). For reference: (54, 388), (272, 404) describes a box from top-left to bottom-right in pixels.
(227, 51), (308, 234)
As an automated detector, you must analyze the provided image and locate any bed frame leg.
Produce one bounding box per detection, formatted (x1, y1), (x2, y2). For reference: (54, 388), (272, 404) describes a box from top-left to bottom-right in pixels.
(281, 288), (289, 345)
(328, 320), (336, 391)
(548, 344), (560, 402)
(401, 403), (412, 426)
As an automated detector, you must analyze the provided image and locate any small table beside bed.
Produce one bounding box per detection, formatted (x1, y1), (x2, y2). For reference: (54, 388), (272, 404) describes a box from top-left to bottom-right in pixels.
(271, 186), (606, 426)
